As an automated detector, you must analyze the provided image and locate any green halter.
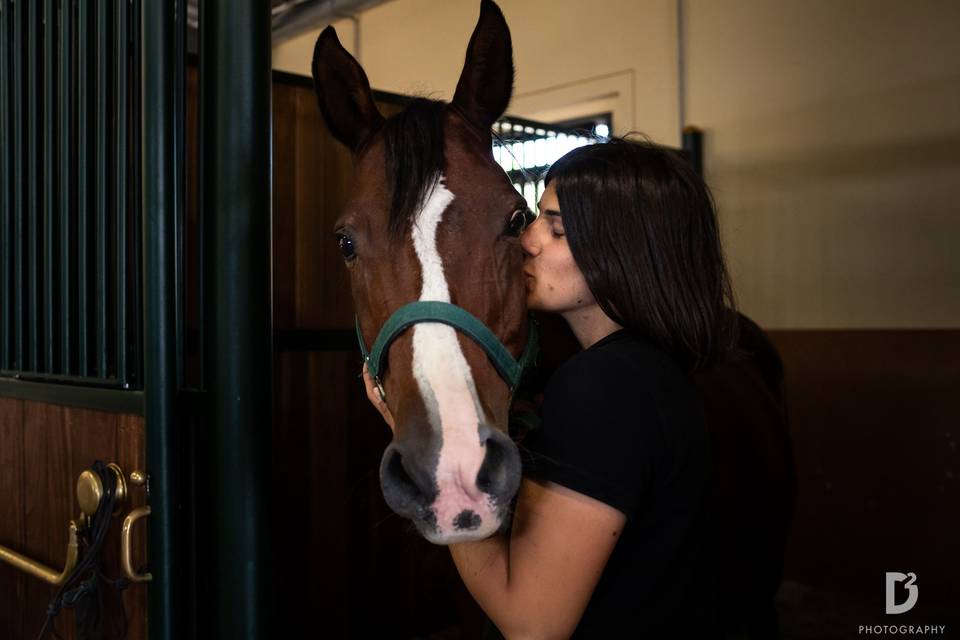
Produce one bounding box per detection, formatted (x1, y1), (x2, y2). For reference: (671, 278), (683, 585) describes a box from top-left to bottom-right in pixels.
(357, 301), (539, 400)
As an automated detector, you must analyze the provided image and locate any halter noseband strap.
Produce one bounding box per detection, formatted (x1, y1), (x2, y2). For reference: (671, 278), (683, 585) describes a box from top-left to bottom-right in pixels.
(357, 301), (538, 398)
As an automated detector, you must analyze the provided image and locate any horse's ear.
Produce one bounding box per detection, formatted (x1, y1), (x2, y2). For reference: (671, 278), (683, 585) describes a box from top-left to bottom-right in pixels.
(311, 26), (384, 152)
(451, 0), (514, 135)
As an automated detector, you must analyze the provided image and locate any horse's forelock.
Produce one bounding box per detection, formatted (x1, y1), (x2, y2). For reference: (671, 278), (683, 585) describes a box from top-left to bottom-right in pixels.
(381, 98), (448, 238)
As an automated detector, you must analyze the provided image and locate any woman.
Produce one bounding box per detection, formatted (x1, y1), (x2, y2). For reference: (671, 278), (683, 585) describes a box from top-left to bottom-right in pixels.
(364, 138), (739, 638)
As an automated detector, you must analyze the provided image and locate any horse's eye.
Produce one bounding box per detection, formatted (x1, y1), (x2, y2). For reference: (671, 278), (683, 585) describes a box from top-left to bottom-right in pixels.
(336, 233), (357, 261)
(504, 208), (534, 237)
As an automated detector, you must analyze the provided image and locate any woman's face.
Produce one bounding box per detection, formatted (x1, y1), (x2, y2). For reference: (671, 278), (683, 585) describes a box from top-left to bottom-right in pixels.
(520, 183), (596, 314)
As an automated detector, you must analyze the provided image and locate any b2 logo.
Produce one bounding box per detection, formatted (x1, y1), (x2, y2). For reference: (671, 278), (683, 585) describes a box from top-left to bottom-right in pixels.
(885, 572), (918, 614)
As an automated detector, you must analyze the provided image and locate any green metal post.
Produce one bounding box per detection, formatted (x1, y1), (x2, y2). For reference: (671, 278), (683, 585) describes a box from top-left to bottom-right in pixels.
(682, 126), (704, 176)
(59, 0), (72, 374)
(27, 0), (38, 372)
(131, 0), (142, 387)
(142, 1), (182, 638)
(96, 0), (107, 378)
(201, 1), (273, 636)
(77, 0), (89, 376)
(174, 0), (186, 393)
(13, 0), (22, 372)
(116, 0), (128, 386)
(1, 0), (8, 370)
(43, 0), (55, 373)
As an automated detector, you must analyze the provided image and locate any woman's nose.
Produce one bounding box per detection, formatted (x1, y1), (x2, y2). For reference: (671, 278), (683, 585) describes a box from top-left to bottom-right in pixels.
(520, 223), (540, 256)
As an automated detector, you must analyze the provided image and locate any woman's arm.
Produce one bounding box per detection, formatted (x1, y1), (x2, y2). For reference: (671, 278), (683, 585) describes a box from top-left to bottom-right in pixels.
(362, 364), (624, 638)
(449, 477), (626, 640)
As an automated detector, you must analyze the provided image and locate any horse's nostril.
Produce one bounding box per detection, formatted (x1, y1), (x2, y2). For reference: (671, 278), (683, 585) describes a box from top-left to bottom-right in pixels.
(475, 430), (522, 503)
(453, 510), (481, 531)
(380, 443), (437, 518)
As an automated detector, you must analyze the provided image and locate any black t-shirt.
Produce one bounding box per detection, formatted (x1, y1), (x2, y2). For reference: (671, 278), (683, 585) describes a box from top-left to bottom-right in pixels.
(516, 329), (719, 638)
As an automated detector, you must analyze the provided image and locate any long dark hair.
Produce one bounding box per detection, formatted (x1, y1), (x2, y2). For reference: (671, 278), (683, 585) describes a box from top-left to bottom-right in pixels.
(544, 137), (739, 373)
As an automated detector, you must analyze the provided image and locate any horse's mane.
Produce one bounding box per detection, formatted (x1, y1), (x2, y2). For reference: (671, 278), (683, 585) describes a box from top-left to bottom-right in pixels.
(381, 98), (447, 238)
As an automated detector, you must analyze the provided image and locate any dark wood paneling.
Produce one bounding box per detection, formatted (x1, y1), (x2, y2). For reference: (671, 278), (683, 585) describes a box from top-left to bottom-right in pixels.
(271, 79), (355, 330)
(22, 401), (73, 637)
(295, 86), (349, 330)
(0, 397), (26, 638)
(767, 329), (960, 605)
(272, 350), (348, 636)
(272, 349), (485, 639)
(272, 81), (404, 332)
(272, 81), (298, 331)
(0, 399), (146, 639)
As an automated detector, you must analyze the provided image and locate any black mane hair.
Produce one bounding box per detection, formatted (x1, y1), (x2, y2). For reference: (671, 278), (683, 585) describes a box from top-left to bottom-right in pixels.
(381, 98), (447, 237)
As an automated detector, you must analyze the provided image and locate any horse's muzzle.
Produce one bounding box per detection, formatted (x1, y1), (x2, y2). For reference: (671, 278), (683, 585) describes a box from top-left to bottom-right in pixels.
(379, 428), (521, 543)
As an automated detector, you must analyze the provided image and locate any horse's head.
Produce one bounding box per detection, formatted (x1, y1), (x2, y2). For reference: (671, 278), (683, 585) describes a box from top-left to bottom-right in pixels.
(312, 0), (533, 544)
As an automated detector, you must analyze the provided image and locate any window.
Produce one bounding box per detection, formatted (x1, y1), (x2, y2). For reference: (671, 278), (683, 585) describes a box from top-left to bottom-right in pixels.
(492, 116), (601, 212)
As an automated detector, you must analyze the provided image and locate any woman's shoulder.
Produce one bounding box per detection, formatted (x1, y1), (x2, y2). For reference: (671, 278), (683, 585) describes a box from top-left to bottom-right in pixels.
(527, 329), (705, 514)
(544, 329), (705, 450)
(551, 329), (689, 392)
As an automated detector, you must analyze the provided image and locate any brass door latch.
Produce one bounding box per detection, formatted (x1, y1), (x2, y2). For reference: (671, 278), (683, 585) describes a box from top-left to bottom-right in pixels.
(0, 463), (151, 585)
(121, 470), (152, 583)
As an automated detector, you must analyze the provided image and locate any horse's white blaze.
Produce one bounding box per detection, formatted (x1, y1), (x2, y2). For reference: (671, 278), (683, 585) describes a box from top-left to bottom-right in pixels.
(410, 176), (498, 539)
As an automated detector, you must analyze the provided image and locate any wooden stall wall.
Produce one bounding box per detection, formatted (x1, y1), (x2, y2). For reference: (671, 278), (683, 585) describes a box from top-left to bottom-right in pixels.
(0, 398), (148, 639)
(768, 330), (960, 609)
(270, 72), (486, 639)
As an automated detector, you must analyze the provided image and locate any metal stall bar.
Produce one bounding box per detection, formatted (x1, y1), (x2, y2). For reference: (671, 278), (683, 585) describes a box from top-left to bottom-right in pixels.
(201, 1), (273, 636)
(77, 0), (89, 377)
(96, 0), (108, 379)
(1, 0), (8, 371)
(27, 0), (38, 372)
(116, 0), (128, 386)
(682, 126), (703, 176)
(130, 0), (142, 389)
(13, 0), (22, 373)
(59, 0), (72, 374)
(43, 0), (56, 373)
(143, 1), (183, 637)
(174, 0), (187, 393)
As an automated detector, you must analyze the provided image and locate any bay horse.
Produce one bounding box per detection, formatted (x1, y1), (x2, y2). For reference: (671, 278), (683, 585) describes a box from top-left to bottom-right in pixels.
(311, 0), (533, 544)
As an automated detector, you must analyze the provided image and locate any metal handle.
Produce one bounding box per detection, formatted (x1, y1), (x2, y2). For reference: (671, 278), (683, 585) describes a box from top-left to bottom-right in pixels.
(0, 521), (80, 585)
(121, 506), (152, 582)
(0, 462), (129, 585)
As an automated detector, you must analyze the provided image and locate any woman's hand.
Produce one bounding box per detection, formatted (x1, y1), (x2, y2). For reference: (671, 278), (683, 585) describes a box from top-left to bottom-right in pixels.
(362, 362), (396, 432)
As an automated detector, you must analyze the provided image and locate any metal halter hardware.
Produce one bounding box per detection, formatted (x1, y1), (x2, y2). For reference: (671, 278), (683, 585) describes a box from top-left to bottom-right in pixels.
(357, 301), (539, 401)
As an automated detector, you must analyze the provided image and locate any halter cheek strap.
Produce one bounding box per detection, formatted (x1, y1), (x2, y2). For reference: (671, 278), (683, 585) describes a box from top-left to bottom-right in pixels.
(357, 301), (539, 399)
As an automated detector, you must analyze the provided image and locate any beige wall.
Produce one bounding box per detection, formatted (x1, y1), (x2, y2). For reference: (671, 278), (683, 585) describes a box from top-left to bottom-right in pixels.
(273, 0), (960, 329)
(687, 0), (960, 328)
(273, 0), (679, 143)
